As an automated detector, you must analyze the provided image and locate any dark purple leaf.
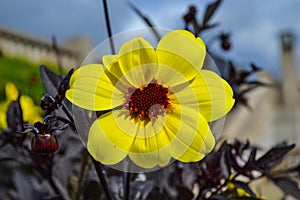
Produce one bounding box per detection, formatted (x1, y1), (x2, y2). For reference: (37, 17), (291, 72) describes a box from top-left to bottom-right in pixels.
(57, 68), (74, 101)
(229, 197), (262, 200)
(6, 95), (23, 132)
(269, 176), (300, 198)
(237, 70), (251, 84)
(255, 144), (295, 172)
(227, 61), (236, 85)
(241, 148), (257, 177)
(225, 144), (242, 172)
(210, 194), (227, 200)
(202, 0), (223, 25)
(250, 63), (261, 72)
(83, 180), (102, 200)
(236, 85), (260, 97)
(243, 81), (270, 87)
(201, 22), (220, 32)
(43, 196), (63, 200)
(40, 65), (73, 121)
(176, 185), (193, 200)
(40, 65), (63, 97)
(283, 162), (300, 174)
(55, 68), (74, 119)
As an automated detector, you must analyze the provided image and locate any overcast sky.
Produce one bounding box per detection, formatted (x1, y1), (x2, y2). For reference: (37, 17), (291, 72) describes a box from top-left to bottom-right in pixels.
(0, 0), (299, 78)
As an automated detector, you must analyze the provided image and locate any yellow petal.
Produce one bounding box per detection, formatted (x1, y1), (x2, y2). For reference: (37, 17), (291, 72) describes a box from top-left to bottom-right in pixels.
(87, 109), (174, 168)
(170, 70), (235, 122)
(87, 117), (128, 165)
(156, 30), (206, 81)
(127, 117), (173, 168)
(129, 145), (171, 168)
(117, 37), (158, 87)
(20, 95), (43, 124)
(158, 104), (214, 162)
(155, 63), (198, 89)
(5, 82), (19, 101)
(102, 55), (130, 90)
(0, 110), (7, 129)
(66, 64), (124, 110)
(91, 111), (137, 152)
(175, 114), (215, 162)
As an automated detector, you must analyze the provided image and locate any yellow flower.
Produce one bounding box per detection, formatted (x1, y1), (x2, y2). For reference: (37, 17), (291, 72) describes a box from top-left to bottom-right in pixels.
(66, 30), (235, 168)
(0, 82), (43, 129)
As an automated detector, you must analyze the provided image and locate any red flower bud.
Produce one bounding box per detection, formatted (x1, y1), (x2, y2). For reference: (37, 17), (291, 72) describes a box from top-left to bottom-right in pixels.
(31, 133), (58, 154)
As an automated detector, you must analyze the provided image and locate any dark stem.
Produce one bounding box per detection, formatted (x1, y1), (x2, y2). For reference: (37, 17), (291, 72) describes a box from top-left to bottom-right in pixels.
(124, 172), (131, 200)
(92, 158), (115, 200)
(128, 2), (160, 42)
(49, 176), (63, 198)
(102, 0), (115, 54)
(75, 151), (91, 200)
(61, 104), (75, 124)
(51, 35), (64, 75)
(47, 154), (68, 200)
(56, 116), (75, 130)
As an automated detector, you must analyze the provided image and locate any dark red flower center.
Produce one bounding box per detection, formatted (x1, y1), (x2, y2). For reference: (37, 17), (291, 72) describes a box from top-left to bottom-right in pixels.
(125, 80), (171, 124)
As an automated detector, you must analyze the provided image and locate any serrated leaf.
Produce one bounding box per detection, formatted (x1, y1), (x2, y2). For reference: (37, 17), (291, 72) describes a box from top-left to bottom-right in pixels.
(269, 176), (300, 198)
(202, 0), (222, 25)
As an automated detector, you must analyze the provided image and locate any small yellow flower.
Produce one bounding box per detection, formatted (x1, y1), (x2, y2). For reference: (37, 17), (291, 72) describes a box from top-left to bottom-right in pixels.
(0, 82), (43, 129)
(66, 30), (235, 168)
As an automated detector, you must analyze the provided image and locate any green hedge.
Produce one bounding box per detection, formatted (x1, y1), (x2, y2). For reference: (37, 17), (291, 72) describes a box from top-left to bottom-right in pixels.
(0, 56), (59, 104)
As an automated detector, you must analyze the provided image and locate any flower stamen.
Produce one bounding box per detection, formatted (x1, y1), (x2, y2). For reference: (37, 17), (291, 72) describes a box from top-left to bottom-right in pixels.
(125, 80), (171, 124)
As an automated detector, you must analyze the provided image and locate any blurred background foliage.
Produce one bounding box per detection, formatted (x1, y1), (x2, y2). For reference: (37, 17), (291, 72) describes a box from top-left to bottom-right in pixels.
(0, 55), (59, 104)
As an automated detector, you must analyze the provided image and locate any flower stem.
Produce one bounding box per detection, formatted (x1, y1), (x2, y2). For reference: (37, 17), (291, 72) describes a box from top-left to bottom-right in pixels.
(75, 151), (91, 200)
(102, 0), (115, 54)
(92, 158), (116, 200)
(51, 35), (64, 75)
(124, 172), (131, 200)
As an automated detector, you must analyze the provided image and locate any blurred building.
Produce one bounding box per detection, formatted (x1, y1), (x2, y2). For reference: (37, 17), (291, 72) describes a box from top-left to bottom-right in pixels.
(222, 31), (300, 147)
(0, 25), (91, 68)
(220, 32), (300, 200)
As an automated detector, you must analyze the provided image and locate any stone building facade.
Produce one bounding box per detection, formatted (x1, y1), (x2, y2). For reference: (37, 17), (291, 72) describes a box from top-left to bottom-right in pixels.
(219, 32), (300, 200)
(0, 25), (91, 68)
